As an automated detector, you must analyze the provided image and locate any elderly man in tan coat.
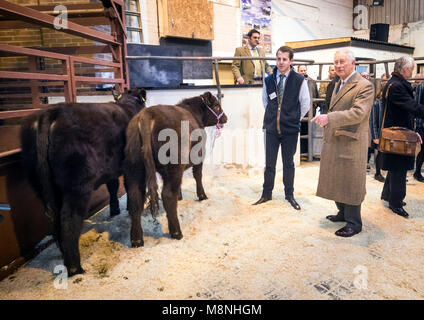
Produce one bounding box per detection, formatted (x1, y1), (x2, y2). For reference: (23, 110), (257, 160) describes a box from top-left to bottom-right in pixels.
(311, 49), (374, 237)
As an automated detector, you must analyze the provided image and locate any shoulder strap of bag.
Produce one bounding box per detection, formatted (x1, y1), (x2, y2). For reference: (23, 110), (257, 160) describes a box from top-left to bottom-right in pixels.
(379, 83), (393, 139)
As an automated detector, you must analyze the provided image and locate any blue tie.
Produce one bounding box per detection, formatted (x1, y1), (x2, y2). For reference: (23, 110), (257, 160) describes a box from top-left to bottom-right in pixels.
(278, 74), (286, 104)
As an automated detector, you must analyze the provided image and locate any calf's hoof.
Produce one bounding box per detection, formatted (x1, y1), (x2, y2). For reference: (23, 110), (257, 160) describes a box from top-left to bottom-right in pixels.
(198, 194), (208, 201)
(171, 232), (183, 240)
(131, 239), (144, 248)
(68, 266), (85, 277)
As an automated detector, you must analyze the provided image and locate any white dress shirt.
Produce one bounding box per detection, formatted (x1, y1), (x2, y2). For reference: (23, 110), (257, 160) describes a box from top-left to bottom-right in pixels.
(262, 69), (311, 120)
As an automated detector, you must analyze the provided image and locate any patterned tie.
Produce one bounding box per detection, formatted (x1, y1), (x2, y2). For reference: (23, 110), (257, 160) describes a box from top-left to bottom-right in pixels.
(252, 48), (261, 77)
(278, 74), (286, 104)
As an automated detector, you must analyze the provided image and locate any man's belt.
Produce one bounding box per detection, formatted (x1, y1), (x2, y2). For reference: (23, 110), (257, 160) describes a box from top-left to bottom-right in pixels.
(253, 76), (263, 81)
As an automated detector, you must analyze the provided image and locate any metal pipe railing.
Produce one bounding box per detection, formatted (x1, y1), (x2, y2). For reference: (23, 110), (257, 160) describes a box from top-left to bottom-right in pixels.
(125, 53), (424, 162)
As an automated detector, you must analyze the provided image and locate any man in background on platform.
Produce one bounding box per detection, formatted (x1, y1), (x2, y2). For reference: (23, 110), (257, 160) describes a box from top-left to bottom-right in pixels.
(323, 70), (340, 115)
(231, 29), (273, 85)
(319, 66), (336, 99)
(298, 65), (319, 107)
(413, 73), (423, 88)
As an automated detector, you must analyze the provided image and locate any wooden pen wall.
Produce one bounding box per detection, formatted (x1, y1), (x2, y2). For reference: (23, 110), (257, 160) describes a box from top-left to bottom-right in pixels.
(158, 0), (214, 40)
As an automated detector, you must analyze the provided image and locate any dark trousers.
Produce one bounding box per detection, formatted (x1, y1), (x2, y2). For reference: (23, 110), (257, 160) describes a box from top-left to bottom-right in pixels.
(416, 129), (424, 175)
(335, 202), (362, 232)
(381, 170), (407, 208)
(262, 132), (298, 199)
(375, 151), (383, 176)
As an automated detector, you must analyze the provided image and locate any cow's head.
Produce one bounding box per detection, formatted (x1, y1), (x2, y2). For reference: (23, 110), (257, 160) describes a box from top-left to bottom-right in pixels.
(113, 87), (146, 113)
(201, 91), (227, 127)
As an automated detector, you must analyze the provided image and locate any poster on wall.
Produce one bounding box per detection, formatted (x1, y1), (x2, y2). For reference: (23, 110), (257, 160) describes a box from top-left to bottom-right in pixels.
(241, 0), (272, 54)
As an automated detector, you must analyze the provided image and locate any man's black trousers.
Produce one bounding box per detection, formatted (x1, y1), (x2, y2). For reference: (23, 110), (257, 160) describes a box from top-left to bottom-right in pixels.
(261, 131), (298, 199)
(381, 169), (407, 208)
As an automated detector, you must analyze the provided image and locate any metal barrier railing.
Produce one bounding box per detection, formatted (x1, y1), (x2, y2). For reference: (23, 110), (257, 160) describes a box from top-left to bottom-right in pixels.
(126, 54), (424, 162)
(126, 55), (314, 104)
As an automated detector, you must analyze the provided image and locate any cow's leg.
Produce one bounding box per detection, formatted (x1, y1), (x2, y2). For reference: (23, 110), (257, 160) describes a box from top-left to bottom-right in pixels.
(162, 174), (183, 240)
(107, 178), (120, 217)
(53, 213), (63, 254)
(60, 192), (90, 276)
(193, 163), (208, 201)
(125, 173), (146, 248)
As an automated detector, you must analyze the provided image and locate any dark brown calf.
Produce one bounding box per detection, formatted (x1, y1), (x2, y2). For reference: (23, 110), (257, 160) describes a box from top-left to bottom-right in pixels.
(20, 88), (146, 276)
(124, 92), (227, 246)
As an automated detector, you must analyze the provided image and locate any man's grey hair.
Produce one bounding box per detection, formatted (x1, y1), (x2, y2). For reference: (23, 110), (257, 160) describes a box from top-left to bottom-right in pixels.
(393, 56), (415, 73)
(335, 49), (355, 62)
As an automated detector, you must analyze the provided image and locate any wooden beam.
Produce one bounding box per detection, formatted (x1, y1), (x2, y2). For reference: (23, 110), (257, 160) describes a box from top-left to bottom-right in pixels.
(0, 16), (109, 28)
(0, 0), (119, 45)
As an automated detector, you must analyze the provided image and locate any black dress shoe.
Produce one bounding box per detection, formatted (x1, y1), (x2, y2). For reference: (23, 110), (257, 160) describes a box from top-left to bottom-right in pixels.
(252, 197), (271, 205)
(374, 174), (385, 182)
(326, 214), (345, 222)
(335, 226), (360, 237)
(413, 173), (424, 182)
(381, 196), (406, 206)
(389, 205), (409, 218)
(285, 196), (301, 210)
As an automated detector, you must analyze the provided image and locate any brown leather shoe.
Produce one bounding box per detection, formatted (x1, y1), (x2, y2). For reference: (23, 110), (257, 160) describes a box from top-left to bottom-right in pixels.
(252, 197), (271, 205)
(335, 226), (360, 237)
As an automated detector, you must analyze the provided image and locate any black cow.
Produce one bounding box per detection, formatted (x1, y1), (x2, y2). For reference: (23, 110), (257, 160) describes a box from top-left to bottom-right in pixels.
(20, 88), (146, 276)
(124, 91), (227, 247)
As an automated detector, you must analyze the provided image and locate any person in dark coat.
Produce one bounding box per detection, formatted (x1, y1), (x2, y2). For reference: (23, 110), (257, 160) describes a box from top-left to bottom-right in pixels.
(380, 56), (424, 218)
(322, 75), (340, 114)
(413, 81), (424, 182)
(369, 73), (389, 182)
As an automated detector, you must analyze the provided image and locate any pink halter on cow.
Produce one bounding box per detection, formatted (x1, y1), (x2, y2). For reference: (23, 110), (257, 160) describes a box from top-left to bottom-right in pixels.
(202, 96), (225, 139)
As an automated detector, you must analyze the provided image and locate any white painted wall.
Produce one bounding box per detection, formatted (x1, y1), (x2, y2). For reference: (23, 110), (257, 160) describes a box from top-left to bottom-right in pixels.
(271, 0), (353, 54)
(140, 0), (160, 46)
(145, 87), (300, 170)
(353, 20), (424, 58)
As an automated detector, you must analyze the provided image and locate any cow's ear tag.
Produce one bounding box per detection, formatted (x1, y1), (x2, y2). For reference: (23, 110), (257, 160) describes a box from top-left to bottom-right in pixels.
(117, 94), (122, 100)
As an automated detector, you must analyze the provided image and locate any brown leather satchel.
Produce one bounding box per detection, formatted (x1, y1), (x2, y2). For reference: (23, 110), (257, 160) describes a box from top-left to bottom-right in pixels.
(378, 83), (419, 156)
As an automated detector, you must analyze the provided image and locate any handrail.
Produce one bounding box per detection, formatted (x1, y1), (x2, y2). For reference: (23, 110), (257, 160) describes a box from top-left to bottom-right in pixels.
(126, 55), (314, 63)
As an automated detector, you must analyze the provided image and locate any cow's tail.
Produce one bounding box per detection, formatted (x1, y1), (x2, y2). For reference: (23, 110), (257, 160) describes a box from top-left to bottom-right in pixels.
(23, 114), (59, 222)
(127, 114), (159, 216)
(36, 114), (58, 222)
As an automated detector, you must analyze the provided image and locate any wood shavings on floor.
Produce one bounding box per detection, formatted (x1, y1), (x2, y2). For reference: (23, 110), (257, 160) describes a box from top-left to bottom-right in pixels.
(1, 162), (424, 300)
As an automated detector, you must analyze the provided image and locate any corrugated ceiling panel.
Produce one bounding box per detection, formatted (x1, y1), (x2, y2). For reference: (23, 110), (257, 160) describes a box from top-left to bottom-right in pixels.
(368, 0), (424, 25)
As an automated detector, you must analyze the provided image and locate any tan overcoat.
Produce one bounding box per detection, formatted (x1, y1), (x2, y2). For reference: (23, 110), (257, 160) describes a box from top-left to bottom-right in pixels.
(231, 46), (272, 84)
(316, 72), (374, 206)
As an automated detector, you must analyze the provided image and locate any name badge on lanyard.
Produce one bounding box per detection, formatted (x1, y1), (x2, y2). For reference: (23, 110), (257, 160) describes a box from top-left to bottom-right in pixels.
(269, 92), (277, 100)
